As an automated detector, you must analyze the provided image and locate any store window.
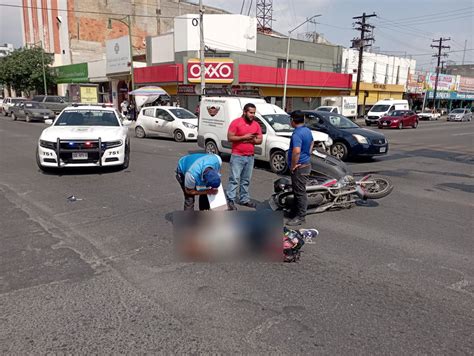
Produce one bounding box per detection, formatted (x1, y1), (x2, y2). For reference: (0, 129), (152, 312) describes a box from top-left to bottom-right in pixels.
(277, 58), (291, 69)
(297, 60), (304, 70)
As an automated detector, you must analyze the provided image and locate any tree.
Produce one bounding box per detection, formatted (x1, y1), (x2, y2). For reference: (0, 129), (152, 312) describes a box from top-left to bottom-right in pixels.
(0, 46), (56, 96)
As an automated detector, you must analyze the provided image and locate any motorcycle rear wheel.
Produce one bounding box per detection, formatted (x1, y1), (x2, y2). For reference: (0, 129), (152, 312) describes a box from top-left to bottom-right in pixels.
(360, 175), (394, 199)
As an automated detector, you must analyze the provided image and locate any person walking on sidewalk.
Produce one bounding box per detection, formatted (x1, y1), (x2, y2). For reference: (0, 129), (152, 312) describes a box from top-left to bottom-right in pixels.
(176, 153), (222, 211)
(286, 111), (314, 226)
(226, 103), (262, 210)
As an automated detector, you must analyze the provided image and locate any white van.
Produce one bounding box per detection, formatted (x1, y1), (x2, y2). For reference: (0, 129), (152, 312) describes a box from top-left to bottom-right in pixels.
(365, 99), (409, 126)
(197, 97), (332, 174)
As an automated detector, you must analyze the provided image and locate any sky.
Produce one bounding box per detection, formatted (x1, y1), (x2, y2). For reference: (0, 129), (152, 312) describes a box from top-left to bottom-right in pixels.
(1, 0), (473, 71)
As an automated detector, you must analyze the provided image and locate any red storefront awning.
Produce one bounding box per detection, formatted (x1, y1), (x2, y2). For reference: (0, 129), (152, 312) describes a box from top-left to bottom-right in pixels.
(135, 64), (184, 84)
(239, 64), (352, 89)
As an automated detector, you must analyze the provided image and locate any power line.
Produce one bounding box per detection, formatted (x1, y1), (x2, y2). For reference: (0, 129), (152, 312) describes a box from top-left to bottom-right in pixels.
(376, 8), (473, 25)
(430, 37), (451, 110)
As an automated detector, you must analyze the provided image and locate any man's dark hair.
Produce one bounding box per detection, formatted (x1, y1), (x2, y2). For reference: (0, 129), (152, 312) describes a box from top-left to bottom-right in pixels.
(290, 110), (305, 124)
(243, 103), (256, 112)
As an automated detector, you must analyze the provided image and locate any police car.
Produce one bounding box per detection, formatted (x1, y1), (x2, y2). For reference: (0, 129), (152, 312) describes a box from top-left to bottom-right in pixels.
(36, 105), (130, 171)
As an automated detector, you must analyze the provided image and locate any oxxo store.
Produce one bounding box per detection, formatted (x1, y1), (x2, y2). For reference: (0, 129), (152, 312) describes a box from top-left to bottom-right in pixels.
(134, 58), (352, 111)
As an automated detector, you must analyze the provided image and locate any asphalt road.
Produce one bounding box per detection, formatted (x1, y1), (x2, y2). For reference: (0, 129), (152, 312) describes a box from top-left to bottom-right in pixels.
(1, 117), (473, 354)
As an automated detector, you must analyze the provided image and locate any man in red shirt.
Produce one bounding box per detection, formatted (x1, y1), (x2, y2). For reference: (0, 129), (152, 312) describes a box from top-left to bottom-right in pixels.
(226, 103), (263, 210)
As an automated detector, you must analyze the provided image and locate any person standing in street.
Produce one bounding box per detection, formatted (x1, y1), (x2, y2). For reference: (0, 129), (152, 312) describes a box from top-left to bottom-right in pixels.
(286, 111), (314, 226)
(226, 103), (262, 210)
(120, 99), (129, 117)
(176, 153), (222, 211)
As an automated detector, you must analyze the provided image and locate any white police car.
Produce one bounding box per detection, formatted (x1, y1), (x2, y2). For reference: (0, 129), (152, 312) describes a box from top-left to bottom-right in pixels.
(36, 105), (130, 171)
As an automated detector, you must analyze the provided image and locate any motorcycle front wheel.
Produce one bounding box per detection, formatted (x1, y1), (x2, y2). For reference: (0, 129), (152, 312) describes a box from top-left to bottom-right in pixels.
(359, 175), (394, 199)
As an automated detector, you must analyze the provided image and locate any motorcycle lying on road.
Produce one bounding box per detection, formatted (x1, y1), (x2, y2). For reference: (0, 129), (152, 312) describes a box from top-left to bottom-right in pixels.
(269, 150), (394, 214)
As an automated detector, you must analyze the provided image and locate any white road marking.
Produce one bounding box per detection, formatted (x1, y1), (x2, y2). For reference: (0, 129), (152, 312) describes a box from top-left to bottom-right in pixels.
(452, 132), (474, 136)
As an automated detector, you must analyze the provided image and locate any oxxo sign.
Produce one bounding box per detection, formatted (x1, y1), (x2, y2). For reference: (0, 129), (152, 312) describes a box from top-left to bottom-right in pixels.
(187, 58), (234, 84)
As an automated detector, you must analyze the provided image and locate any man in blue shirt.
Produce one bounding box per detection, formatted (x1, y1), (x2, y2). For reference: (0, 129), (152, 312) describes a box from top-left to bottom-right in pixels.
(286, 111), (314, 226)
(176, 153), (222, 210)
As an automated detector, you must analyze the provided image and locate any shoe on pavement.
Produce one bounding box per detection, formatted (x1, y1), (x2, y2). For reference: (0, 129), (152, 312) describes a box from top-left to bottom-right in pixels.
(239, 201), (257, 209)
(286, 217), (305, 226)
(227, 201), (238, 211)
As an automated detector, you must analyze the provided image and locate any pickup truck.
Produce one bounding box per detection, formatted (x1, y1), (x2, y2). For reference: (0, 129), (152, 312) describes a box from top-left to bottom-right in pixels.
(31, 95), (70, 114)
(417, 109), (441, 121)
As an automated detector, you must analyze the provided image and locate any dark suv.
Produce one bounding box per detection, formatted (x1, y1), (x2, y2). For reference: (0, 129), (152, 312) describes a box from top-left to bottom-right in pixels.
(31, 95), (70, 114)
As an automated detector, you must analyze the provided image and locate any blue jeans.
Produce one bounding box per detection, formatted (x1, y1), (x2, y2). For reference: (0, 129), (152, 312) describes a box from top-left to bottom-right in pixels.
(227, 154), (254, 203)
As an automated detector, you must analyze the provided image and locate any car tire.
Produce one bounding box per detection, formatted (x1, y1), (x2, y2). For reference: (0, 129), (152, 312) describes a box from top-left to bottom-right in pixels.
(25, 115), (31, 123)
(413, 121), (418, 128)
(11, 113), (17, 121)
(121, 143), (130, 170)
(331, 142), (349, 161)
(135, 126), (146, 138)
(174, 129), (185, 142)
(398, 122), (403, 129)
(205, 140), (219, 155)
(270, 150), (288, 174)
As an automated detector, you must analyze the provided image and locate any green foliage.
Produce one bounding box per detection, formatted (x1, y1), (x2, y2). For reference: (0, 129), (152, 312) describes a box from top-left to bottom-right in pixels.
(0, 46), (56, 95)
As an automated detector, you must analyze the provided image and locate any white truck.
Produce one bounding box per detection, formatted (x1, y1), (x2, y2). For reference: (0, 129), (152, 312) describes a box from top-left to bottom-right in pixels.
(197, 97), (332, 174)
(316, 96), (358, 120)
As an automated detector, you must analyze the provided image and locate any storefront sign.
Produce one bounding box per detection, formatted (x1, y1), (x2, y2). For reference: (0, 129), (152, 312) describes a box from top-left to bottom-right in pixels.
(426, 90), (474, 100)
(458, 76), (474, 93)
(406, 72), (425, 93)
(177, 84), (197, 95)
(106, 36), (131, 74)
(80, 86), (98, 103)
(373, 83), (387, 90)
(54, 63), (89, 84)
(203, 86), (231, 95)
(187, 58), (234, 84)
(231, 87), (261, 97)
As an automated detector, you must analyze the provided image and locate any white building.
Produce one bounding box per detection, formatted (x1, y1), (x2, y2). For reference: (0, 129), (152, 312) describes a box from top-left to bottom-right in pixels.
(0, 43), (14, 58)
(342, 48), (416, 87)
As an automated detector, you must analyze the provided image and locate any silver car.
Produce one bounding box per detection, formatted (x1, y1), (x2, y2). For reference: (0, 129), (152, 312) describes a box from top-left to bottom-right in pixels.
(447, 108), (472, 122)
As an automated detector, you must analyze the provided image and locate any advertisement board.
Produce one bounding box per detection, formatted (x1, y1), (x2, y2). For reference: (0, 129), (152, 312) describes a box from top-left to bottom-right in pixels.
(106, 36), (131, 74)
(187, 58), (234, 84)
(458, 76), (474, 93)
(54, 63), (89, 84)
(80, 86), (98, 103)
(425, 73), (458, 92)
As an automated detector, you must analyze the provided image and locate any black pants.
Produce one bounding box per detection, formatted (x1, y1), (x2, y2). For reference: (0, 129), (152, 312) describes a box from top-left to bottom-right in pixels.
(290, 164), (311, 218)
(176, 171), (210, 211)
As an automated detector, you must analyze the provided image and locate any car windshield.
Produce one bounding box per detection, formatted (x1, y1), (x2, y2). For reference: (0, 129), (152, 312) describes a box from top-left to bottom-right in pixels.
(169, 108), (197, 119)
(24, 102), (44, 109)
(262, 114), (294, 132)
(371, 105), (390, 112)
(316, 107), (332, 112)
(322, 113), (359, 128)
(451, 109), (464, 113)
(389, 111), (407, 117)
(55, 110), (120, 126)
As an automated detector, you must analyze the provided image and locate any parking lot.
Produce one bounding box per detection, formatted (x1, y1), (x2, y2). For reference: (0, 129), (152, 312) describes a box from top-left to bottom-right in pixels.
(1, 117), (473, 353)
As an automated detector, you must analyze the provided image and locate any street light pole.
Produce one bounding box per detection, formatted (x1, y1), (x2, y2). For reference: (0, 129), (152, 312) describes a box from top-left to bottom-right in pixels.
(108, 16), (135, 91)
(199, 0), (206, 98)
(282, 14), (321, 112)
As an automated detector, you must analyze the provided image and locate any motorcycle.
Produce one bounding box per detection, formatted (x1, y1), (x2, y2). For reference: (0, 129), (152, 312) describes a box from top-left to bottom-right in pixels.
(270, 150), (394, 214)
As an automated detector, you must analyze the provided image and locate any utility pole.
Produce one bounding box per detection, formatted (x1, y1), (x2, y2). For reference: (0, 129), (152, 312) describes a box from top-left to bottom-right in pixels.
(352, 12), (376, 116)
(430, 37), (450, 110)
(199, 0), (206, 97)
(462, 39), (467, 65)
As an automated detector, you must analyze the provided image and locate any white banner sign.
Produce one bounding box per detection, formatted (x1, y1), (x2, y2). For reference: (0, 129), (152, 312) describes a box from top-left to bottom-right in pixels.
(106, 36), (131, 74)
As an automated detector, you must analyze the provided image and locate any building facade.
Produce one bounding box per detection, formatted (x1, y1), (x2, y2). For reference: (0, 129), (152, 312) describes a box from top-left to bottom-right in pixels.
(0, 43), (14, 57)
(342, 49), (416, 113)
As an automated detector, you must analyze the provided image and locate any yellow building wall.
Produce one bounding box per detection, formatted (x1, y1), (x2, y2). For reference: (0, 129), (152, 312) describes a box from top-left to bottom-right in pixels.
(352, 83), (405, 105)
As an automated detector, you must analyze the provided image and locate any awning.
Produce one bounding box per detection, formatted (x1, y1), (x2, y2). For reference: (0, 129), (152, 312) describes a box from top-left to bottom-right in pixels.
(129, 86), (169, 96)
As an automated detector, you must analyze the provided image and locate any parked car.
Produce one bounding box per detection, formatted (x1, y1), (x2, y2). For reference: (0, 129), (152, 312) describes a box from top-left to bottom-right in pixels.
(377, 110), (419, 129)
(417, 108), (441, 121)
(447, 108), (472, 122)
(10, 101), (55, 122)
(31, 95), (70, 114)
(301, 110), (389, 161)
(36, 105), (130, 170)
(2, 97), (27, 116)
(135, 106), (198, 142)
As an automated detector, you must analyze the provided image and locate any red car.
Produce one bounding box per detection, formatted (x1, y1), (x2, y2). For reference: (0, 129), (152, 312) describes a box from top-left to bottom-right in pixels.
(378, 110), (419, 129)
